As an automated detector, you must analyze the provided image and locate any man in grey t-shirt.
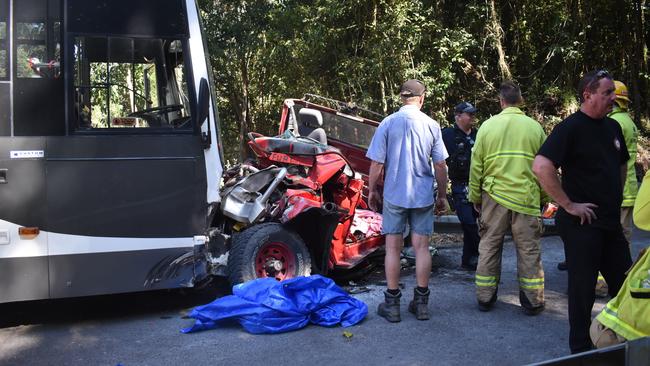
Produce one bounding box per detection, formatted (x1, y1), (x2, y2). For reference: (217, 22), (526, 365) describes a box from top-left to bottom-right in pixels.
(366, 79), (449, 322)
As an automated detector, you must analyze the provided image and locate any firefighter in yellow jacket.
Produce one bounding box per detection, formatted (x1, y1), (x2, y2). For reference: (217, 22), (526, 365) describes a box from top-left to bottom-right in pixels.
(609, 80), (638, 242)
(469, 81), (547, 315)
(590, 169), (650, 348)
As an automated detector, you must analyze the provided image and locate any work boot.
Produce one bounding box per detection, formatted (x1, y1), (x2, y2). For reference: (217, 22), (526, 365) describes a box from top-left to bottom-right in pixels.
(519, 290), (545, 316)
(595, 276), (609, 299)
(408, 288), (430, 320)
(461, 256), (478, 271)
(523, 303), (545, 316)
(478, 292), (497, 312)
(377, 290), (401, 322)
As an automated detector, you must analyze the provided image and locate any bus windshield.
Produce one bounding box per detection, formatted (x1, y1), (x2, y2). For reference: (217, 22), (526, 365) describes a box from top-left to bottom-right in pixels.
(5, 0), (195, 135)
(73, 37), (192, 129)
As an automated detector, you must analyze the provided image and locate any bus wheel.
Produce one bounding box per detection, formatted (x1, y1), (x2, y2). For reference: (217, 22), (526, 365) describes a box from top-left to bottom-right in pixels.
(227, 223), (311, 285)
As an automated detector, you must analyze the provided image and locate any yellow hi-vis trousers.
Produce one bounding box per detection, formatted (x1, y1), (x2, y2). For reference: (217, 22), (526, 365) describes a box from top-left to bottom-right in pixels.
(475, 193), (545, 308)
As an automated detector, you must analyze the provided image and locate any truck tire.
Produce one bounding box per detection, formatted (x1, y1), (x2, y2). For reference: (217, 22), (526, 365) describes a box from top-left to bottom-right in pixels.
(227, 222), (311, 285)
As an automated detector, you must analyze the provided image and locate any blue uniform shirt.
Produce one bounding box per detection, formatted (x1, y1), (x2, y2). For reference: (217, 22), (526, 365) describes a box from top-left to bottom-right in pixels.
(366, 105), (448, 208)
(441, 124), (477, 184)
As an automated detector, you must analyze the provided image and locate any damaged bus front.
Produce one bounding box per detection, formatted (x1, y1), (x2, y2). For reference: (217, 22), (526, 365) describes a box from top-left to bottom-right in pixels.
(0, 0), (223, 303)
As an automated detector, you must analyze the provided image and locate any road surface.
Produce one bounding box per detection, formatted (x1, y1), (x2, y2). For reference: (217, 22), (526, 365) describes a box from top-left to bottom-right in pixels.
(1, 230), (646, 366)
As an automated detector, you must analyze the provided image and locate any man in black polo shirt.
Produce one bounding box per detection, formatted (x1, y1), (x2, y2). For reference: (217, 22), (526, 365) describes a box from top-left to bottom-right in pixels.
(532, 70), (633, 354)
(442, 102), (479, 270)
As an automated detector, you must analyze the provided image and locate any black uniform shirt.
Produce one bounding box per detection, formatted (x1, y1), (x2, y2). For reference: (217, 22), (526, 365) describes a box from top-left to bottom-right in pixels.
(442, 124), (477, 184)
(537, 110), (629, 229)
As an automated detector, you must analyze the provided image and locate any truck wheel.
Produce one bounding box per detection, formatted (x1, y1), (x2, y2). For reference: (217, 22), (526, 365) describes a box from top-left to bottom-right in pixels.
(227, 222), (311, 285)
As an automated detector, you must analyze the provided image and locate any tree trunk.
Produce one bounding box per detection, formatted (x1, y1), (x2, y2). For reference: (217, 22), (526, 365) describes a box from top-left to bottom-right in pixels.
(126, 66), (135, 113)
(634, 0), (647, 129)
(239, 56), (251, 161)
(488, 0), (512, 80)
(372, 1), (387, 114)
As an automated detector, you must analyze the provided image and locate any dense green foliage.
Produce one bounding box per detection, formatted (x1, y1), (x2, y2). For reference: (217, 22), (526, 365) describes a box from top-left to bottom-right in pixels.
(198, 0), (650, 162)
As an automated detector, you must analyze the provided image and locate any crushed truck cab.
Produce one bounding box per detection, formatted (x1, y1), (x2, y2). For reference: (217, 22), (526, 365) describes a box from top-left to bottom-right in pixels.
(208, 96), (386, 284)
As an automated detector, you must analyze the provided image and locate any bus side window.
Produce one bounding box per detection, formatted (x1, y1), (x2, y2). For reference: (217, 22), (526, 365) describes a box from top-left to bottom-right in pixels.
(0, 0), (9, 136)
(13, 0), (65, 136)
(16, 23), (60, 79)
(0, 0), (7, 80)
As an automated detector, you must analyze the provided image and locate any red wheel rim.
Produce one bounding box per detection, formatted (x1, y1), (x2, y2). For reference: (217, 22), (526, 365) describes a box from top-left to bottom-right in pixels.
(255, 242), (296, 281)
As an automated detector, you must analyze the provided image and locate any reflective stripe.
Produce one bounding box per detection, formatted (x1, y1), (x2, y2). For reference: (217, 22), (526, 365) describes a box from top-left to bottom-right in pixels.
(595, 247), (650, 341)
(622, 195), (636, 206)
(490, 191), (540, 211)
(476, 274), (498, 281)
(475, 274), (498, 287)
(475, 281), (497, 287)
(484, 151), (536, 162)
(519, 277), (544, 290)
(597, 274), (605, 281)
(604, 302), (618, 317)
(598, 302), (646, 340)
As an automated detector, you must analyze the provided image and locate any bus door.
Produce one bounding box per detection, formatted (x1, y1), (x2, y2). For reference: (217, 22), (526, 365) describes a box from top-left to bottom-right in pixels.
(0, 0), (61, 303)
(43, 0), (208, 298)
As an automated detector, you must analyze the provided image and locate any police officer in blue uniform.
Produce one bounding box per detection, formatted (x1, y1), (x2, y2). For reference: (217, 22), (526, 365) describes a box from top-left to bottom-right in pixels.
(442, 102), (480, 270)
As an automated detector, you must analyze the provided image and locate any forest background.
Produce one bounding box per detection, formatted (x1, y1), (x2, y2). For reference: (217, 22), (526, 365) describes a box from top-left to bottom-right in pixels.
(197, 0), (650, 164)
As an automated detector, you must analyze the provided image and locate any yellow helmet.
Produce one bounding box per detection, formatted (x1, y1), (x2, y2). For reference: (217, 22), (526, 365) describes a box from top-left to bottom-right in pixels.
(614, 80), (630, 108)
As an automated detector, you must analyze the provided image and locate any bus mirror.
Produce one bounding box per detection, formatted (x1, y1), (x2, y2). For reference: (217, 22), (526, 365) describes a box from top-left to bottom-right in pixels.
(197, 78), (210, 127)
(197, 78), (211, 148)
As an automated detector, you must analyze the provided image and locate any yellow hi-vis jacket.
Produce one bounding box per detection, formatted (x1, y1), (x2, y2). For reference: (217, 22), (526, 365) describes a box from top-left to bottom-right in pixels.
(600, 170), (650, 341)
(609, 106), (638, 207)
(595, 247), (650, 340)
(468, 107), (548, 216)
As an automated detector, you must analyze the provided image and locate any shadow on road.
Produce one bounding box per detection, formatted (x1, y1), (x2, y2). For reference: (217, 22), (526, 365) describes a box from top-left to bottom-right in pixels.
(0, 278), (231, 328)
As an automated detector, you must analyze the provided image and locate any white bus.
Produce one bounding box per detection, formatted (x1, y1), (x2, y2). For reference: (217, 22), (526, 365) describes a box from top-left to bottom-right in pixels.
(0, 0), (224, 302)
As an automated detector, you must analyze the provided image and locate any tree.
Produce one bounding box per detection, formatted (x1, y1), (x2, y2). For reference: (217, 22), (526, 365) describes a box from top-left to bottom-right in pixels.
(198, 0), (650, 162)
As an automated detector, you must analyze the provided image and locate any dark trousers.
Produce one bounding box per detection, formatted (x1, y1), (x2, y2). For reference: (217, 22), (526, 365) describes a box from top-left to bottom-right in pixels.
(451, 183), (480, 263)
(556, 215), (632, 354)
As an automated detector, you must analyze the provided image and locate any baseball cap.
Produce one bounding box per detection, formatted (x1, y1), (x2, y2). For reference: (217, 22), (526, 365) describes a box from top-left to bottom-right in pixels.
(454, 102), (477, 114)
(400, 79), (426, 97)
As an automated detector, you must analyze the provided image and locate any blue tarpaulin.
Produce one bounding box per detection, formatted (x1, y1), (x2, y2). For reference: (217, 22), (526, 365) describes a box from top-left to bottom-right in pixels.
(182, 275), (367, 334)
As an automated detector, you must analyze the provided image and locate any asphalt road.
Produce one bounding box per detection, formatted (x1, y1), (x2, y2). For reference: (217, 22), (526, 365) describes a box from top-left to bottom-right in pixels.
(1, 230), (647, 366)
